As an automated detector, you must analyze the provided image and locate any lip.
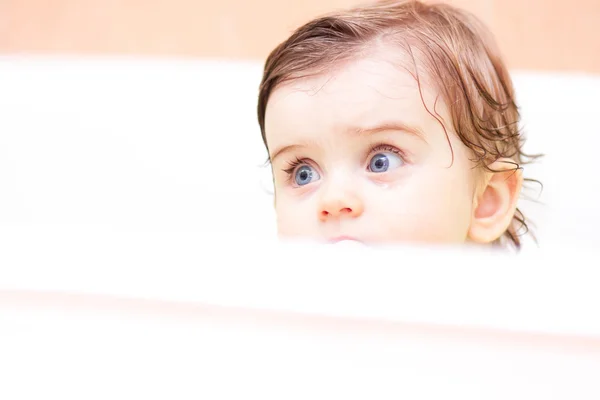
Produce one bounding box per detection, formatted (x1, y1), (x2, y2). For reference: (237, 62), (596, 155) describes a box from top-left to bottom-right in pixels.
(328, 236), (362, 244)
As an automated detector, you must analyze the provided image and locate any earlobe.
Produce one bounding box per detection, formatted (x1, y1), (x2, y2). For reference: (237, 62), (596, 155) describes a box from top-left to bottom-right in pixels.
(468, 159), (523, 244)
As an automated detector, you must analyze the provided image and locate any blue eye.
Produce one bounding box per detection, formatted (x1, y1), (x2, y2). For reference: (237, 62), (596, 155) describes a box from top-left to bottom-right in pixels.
(294, 165), (320, 186)
(369, 152), (403, 173)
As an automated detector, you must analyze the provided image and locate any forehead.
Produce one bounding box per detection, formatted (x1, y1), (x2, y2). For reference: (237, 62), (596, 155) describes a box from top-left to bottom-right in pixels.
(264, 54), (446, 148)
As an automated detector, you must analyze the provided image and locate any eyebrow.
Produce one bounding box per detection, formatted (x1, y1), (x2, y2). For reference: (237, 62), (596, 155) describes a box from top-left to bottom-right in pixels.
(350, 121), (427, 141)
(269, 121), (427, 163)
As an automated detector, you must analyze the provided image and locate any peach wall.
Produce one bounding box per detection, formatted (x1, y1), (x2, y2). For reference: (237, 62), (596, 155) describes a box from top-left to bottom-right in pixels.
(1, 0), (599, 74)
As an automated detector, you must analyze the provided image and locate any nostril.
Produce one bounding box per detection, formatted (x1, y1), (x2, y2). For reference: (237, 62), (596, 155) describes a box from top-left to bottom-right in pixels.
(341, 207), (352, 214)
(321, 210), (329, 217)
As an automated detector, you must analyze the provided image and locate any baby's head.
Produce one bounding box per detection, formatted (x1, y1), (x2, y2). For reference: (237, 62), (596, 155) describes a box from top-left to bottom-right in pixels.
(257, 0), (539, 250)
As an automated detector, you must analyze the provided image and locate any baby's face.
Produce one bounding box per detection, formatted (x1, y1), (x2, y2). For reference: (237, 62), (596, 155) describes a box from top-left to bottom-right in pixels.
(264, 54), (481, 246)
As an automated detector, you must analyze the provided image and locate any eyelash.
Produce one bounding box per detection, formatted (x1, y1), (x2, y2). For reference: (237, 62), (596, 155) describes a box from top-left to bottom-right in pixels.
(281, 143), (406, 179)
(282, 157), (308, 182)
(367, 143), (405, 161)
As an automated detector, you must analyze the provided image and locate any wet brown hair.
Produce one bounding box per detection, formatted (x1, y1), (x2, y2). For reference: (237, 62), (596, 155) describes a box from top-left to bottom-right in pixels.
(257, 0), (541, 250)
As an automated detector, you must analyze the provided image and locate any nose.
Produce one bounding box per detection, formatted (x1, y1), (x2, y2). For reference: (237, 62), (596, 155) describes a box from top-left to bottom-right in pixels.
(318, 187), (364, 222)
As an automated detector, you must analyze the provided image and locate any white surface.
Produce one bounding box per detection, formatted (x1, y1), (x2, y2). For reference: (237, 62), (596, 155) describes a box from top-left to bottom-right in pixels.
(3, 290), (600, 400)
(1, 56), (600, 399)
(0, 226), (599, 337)
(0, 56), (275, 238)
(1, 227), (600, 400)
(3, 295), (600, 400)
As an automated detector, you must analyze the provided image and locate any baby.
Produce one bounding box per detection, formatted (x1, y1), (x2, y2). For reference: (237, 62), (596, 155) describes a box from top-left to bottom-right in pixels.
(257, 0), (540, 250)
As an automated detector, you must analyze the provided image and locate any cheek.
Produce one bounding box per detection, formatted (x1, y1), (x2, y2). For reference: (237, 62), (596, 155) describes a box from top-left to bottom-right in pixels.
(368, 168), (474, 242)
(274, 195), (314, 237)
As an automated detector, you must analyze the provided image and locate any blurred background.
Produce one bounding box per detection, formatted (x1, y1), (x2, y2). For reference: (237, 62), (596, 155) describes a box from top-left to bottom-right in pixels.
(2, 0), (599, 74)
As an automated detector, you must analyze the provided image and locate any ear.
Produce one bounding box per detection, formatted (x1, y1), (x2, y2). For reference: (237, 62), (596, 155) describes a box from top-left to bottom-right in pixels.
(468, 159), (523, 244)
